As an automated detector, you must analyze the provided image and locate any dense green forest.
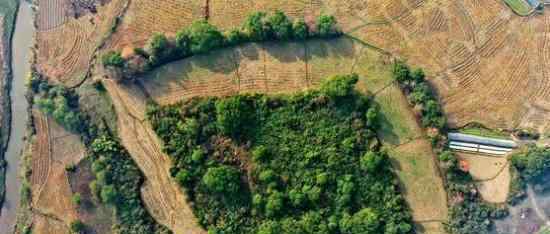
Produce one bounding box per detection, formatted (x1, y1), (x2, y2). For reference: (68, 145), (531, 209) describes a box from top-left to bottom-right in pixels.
(148, 74), (413, 234)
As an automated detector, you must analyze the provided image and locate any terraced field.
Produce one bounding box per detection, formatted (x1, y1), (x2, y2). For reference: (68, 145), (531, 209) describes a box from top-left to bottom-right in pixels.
(42, 0), (550, 135)
(348, 0), (550, 135)
(35, 0), (128, 87)
(102, 80), (205, 234)
(37, 0), (550, 233)
(30, 110), (84, 233)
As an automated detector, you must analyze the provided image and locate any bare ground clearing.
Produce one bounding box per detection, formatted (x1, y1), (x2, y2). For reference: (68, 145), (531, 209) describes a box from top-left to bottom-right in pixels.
(457, 152), (511, 203)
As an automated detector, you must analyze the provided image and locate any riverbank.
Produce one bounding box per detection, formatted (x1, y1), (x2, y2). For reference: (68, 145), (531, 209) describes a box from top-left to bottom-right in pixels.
(0, 1), (34, 233)
(0, 0), (19, 211)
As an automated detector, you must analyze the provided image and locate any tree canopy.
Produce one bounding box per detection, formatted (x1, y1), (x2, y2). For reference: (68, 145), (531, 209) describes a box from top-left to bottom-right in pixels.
(149, 74), (412, 234)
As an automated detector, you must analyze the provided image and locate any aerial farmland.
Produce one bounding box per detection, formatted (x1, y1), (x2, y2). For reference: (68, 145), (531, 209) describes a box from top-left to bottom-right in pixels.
(1, 0), (550, 234)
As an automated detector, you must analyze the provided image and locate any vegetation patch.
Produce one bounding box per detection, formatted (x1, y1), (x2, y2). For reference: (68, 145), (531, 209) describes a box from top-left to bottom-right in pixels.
(504, 0), (533, 16)
(29, 75), (170, 233)
(88, 134), (171, 234)
(390, 61), (509, 234)
(458, 123), (510, 140)
(149, 74), (414, 233)
(509, 146), (550, 200)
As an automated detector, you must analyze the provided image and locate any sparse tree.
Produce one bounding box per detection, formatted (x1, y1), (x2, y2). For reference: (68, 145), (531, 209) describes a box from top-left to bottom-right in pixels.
(267, 11), (293, 41)
(186, 20), (225, 54)
(317, 14), (339, 37)
(292, 20), (309, 40)
(102, 51), (125, 68)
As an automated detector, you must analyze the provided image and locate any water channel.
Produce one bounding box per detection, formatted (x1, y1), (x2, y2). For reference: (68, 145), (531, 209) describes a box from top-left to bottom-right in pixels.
(0, 1), (33, 233)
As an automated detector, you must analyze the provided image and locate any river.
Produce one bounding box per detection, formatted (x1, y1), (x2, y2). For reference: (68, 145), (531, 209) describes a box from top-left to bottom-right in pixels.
(0, 1), (33, 233)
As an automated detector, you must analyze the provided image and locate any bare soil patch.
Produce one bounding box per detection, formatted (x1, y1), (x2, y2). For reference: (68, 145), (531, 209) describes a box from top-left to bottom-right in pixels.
(457, 152), (511, 203)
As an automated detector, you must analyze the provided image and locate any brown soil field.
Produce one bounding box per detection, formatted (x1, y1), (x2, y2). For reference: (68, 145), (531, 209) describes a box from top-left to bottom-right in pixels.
(103, 80), (205, 234)
(35, 0), (128, 87)
(347, 0), (550, 134)
(29, 110), (85, 232)
(31, 213), (70, 234)
(457, 152), (511, 203)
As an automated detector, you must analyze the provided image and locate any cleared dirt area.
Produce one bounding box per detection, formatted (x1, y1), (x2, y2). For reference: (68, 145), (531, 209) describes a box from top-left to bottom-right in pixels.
(389, 139), (448, 233)
(30, 110), (87, 232)
(103, 80), (205, 234)
(457, 152), (511, 203)
(35, 0), (127, 87)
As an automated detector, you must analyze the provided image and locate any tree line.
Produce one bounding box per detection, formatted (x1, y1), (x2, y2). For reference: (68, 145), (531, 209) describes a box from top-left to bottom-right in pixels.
(391, 61), (510, 234)
(391, 60), (445, 130)
(103, 11), (341, 80)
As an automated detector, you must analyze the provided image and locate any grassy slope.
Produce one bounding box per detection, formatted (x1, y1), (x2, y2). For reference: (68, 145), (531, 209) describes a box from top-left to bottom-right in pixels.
(458, 127), (510, 140)
(354, 55), (449, 233)
(504, 0), (533, 16)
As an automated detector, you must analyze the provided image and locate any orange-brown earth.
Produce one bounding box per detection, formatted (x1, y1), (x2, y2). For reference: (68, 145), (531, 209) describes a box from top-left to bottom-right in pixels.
(29, 110), (86, 233)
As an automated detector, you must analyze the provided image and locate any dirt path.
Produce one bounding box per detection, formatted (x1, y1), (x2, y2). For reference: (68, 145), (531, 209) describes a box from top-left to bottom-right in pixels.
(527, 184), (550, 226)
(103, 80), (205, 234)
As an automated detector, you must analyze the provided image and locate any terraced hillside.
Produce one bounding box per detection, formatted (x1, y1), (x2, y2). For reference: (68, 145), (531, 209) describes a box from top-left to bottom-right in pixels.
(40, 0), (550, 134)
(29, 110), (85, 233)
(107, 37), (448, 233)
(39, 0), (550, 233)
(346, 0), (550, 135)
(35, 0), (128, 87)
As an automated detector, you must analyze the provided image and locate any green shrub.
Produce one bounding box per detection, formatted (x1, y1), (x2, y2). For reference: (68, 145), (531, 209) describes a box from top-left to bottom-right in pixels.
(243, 12), (271, 41)
(292, 20), (308, 40)
(202, 165), (241, 194)
(267, 11), (293, 40)
(317, 15), (339, 37)
(102, 51), (124, 67)
(70, 219), (85, 233)
(186, 20), (225, 54)
(320, 74), (359, 98)
(72, 193), (82, 206)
